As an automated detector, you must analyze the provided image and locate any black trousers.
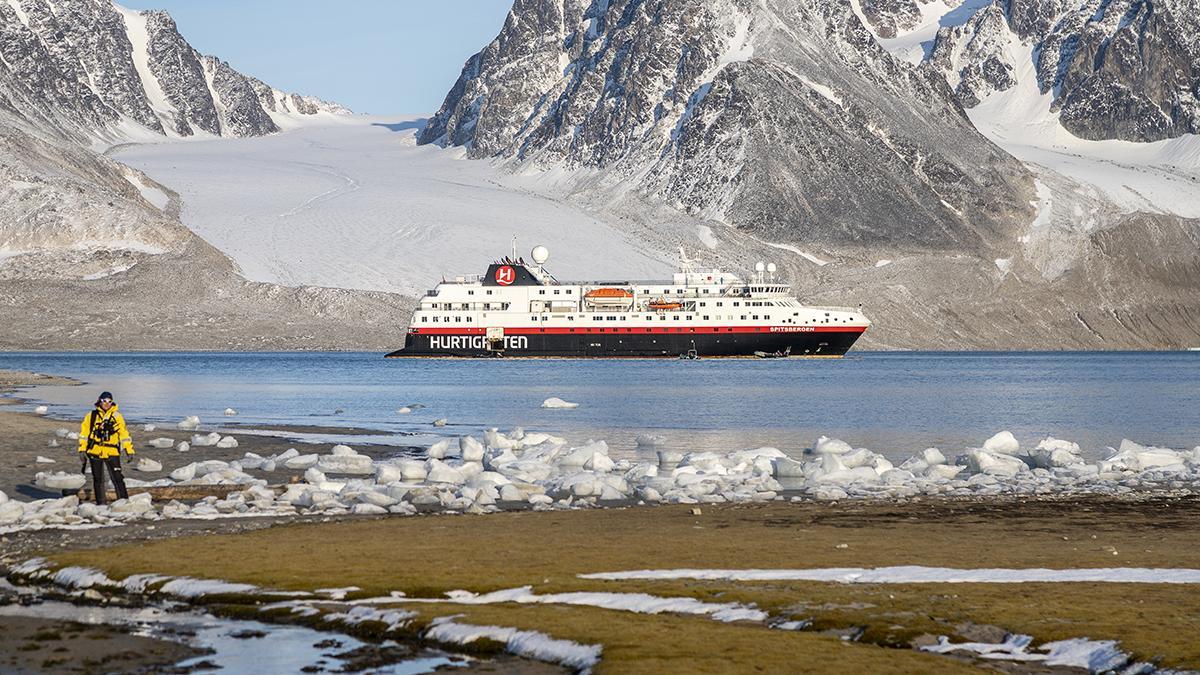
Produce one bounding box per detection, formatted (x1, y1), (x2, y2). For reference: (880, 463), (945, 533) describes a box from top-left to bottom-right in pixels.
(88, 454), (129, 504)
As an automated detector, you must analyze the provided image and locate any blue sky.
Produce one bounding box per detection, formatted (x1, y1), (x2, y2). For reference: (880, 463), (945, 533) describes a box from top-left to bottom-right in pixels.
(119, 0), (513, 114)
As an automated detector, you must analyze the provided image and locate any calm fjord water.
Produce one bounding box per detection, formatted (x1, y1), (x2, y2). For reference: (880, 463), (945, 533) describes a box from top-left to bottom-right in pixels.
(2, 351), (1196, 461)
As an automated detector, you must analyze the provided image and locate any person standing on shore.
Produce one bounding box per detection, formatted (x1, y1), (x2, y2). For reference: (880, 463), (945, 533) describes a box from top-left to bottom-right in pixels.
(78, 391), (134, 505)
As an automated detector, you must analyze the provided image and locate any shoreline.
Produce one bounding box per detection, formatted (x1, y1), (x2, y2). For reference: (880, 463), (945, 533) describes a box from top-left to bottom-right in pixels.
(3, 368), (1200, 670)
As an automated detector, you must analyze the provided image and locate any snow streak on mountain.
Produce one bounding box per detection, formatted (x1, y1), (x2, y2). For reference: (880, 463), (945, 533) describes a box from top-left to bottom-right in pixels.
(420, 0), (1035, 255)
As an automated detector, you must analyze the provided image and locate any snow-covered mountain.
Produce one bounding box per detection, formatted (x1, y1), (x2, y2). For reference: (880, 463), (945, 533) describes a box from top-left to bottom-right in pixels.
(915, 0), (1198, 142)
(0, 1), (407, 351)
(421, 0), (1035, 255)
(0, 0), (349, 143)
(417, 0), (1199, 349)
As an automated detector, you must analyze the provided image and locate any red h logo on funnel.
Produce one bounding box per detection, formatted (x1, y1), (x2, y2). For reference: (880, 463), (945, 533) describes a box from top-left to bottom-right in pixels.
(495, 265), (516, 286)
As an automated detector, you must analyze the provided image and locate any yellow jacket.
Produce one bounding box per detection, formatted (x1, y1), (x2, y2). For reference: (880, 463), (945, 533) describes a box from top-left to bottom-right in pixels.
(78, 404), (134, 458)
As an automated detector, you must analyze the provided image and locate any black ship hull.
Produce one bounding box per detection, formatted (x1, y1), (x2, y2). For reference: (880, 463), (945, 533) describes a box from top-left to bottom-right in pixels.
(386, 327), (865, 358)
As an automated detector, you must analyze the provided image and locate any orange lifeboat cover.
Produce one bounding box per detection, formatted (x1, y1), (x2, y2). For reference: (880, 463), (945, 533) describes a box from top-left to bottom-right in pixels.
(585, 288), (634, 298)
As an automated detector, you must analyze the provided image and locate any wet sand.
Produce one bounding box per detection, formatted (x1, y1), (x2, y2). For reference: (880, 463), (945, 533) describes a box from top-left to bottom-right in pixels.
(0, 615), (202, 674)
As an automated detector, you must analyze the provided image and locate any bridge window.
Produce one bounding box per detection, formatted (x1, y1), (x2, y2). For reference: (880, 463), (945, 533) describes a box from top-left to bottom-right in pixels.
(486, 290), (493, 295)
(432, 317), (438, 323)
(420, 316), (427, 322)
(467, 290), (474, 295)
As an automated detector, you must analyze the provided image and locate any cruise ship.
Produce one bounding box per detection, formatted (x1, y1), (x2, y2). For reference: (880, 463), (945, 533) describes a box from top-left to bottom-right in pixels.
(386, 246), (870, 358)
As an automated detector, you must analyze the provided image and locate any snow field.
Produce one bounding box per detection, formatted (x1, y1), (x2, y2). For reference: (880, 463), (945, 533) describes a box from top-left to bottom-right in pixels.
(8, 430), (1200, 535)
(112, 118), (677, 295)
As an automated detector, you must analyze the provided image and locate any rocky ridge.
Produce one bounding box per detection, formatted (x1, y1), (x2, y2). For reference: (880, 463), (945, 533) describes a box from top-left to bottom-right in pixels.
(926, 0), (1200, 141)
(0, 1), (407, 350)
(421, 0), (1034, 255)
(0, 0), (349, 142)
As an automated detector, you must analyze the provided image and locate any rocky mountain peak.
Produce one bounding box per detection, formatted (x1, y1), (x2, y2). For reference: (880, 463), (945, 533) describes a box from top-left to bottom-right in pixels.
(422, 0), (1032, 253)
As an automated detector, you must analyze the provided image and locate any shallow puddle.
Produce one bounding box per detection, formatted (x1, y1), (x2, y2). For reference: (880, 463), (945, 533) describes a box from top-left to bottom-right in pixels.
(0, 585), (462, 673)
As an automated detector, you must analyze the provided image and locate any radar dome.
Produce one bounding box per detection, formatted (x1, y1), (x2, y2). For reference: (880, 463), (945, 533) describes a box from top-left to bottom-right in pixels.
(755, 261), (766, 272)
(531, 245), (549, 264)
(767, 262), (777, 273)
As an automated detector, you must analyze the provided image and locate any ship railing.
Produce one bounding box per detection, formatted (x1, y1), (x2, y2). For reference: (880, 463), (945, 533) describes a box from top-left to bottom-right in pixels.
(801, 304), (861, 313)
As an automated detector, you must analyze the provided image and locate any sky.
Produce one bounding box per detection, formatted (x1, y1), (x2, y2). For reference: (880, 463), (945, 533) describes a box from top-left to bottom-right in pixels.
(118, 0), (513, 115)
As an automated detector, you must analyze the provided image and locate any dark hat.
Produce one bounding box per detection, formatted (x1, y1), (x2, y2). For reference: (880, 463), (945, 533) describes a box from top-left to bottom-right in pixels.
(96, 391), (114, 405)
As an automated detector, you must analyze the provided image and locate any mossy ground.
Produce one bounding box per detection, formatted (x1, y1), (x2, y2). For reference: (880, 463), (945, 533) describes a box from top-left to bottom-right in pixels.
(50, 497), (1200, 673)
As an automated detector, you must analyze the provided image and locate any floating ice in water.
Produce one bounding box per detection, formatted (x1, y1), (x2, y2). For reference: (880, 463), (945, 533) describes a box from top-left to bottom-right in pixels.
(396, 407), (412, 414)
(224, 408), (238, 416)
(433, 418), (447, 427)
(146, 438), (175, 449)
(177, 416), (200, 430)
(34, 405), (48, 415)
(35, 471), (85, 491)
(541, 397), (579, 409)
(35, 456), (56, 464)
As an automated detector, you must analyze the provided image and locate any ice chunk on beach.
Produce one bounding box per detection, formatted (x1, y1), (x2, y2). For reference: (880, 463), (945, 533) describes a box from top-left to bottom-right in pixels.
(374, 463), (404, 484)
(35, 456), (55, 464)
(0, 500), (25, 524)
(1100, 440), (1185, 473)
(542, 397), (579, 409)
(814, 436), (852, 455)
(216, 436), (239, 449)
(177, 416), (200, 430)
(34, 405), (48, 415)
(47, 438), (59, 448)
(135, 458), (163, 472)
(141, 424), (156, 432)
(426, 459), (466, 484)
(330, 445), (357, 456)
(1029, 437), (1084, 469)
(964, 448), (1027, 477)
(427, 439), (452, 459)
(397, 459), (429, 482)
(284, 454), (319, 470)
(983, 431), (1020, 455)
(191, 432), (222, 447)
(36, 471), (86, 491)
(318, 454), (374, 475)
(558, 441), (610, 468)
(176, 441), (191, 452)
(224, 408), (238, 416)
(460, 436), (486, 463)
(636, 434), (665, 447)
(146, 438), (174, 449)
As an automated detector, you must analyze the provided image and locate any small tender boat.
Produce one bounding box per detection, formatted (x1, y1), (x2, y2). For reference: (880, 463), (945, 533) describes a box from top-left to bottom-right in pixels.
(584, 287), (634, 309)
(679, 349), (700, 360)
(648, 299), (683, 311)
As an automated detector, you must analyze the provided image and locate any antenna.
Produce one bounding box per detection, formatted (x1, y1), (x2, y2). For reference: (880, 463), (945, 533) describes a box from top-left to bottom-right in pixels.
(511, 236), (518, 261)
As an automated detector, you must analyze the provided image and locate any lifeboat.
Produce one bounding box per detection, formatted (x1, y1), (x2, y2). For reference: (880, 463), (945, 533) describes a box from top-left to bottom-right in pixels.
(584, 287), (634, 309)
(648, 299), (683, 311)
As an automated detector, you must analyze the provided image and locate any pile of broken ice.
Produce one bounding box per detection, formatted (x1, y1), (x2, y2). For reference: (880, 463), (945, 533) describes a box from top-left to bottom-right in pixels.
(6, 430), (1199, 533)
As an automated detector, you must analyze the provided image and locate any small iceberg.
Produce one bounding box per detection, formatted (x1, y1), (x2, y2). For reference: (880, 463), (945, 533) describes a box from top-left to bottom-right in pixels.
(542, 397), (579, 409)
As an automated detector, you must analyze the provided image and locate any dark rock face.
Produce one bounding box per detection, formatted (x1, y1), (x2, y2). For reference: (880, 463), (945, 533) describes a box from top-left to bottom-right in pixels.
(929, 0), (1200, 142)
(142, 10), (220, 136)
(1048, 0), (1199, 141)
(422, 0), (1032, 253)
(0, 1), (347, 141)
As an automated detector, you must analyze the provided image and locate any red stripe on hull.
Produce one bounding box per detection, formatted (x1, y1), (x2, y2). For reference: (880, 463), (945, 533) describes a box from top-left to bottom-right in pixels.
(410, 325), (867, 336)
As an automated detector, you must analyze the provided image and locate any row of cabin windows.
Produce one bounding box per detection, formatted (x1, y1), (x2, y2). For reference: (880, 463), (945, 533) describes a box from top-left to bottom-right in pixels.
(422, 316), (474, 323)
